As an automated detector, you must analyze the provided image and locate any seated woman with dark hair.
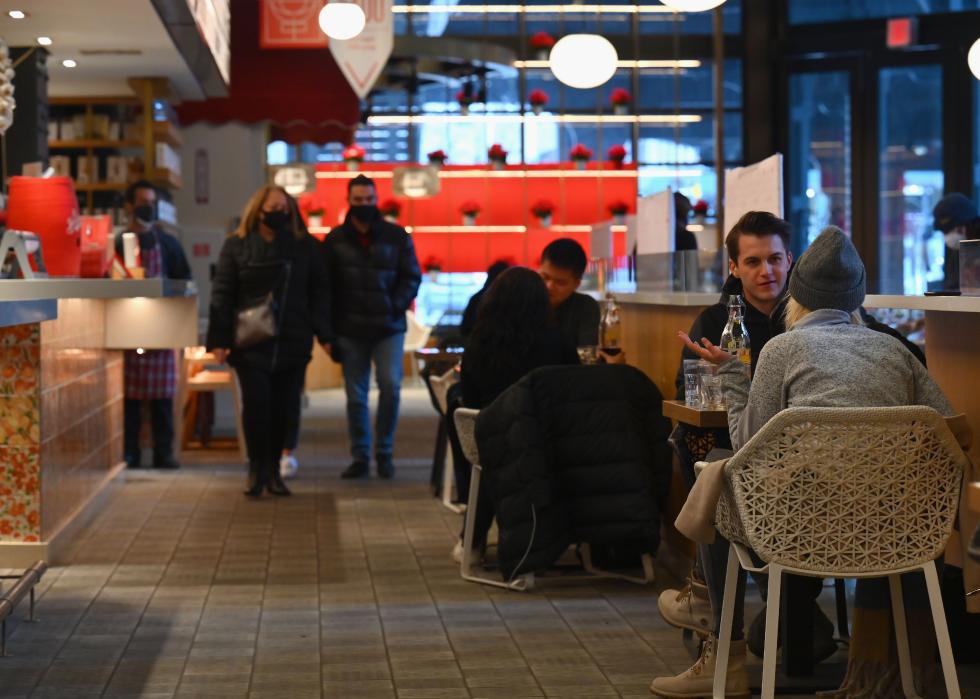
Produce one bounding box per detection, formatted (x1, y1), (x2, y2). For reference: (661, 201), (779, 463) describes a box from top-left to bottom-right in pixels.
(449, 267), (578, 561)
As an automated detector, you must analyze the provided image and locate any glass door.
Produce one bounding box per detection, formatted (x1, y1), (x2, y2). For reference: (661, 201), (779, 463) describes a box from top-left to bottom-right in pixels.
(787, 70), (853, 256)
(878, 64), (943, 294)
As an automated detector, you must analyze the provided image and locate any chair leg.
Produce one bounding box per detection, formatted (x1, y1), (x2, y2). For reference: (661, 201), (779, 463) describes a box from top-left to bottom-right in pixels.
(713, 543), (741, 699)
(460, 465), (480, 577)
(889, 574), (922, 699)
(440, 435), (463, 514)
(834, 578), (849, 639)
(761, 564), (782, 699)
(923, 561), (961, 699)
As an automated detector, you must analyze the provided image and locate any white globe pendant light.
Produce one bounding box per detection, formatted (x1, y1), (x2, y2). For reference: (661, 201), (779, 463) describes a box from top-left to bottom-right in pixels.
(319, 2), (366, 41)
(660, 0), (728, 11)
(549, 34), (618, 90)
(969, 37), (980, 80)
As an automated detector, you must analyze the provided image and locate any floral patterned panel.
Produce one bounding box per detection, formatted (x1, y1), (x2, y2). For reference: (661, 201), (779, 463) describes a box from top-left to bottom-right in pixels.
(0, 323), (41, 542)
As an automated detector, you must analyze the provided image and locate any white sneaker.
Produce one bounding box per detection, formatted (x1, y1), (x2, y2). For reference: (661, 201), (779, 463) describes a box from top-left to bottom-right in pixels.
(452, 540), (465, 563)
(279, 454), (298, 480)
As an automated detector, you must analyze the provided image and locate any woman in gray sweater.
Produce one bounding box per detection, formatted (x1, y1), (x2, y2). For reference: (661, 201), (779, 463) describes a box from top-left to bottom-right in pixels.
(651, 227), (954, 699)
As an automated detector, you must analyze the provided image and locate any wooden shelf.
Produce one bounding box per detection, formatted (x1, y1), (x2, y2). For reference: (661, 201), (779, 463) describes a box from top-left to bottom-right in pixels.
(50, 139), (142, 150)
(152, 168), (182, 190)
(152, 121), (183, 148)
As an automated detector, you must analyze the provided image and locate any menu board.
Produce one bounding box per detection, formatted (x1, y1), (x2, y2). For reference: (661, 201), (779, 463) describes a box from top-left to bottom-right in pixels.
(590, 221), (613, 259)
(724, 153), (783, 230)
(636, 188), (675, 254)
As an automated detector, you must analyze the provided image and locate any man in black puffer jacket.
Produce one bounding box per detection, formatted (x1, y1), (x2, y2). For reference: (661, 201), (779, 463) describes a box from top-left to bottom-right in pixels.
(321, 175), (422, 480)
(475, 364), (672, 580)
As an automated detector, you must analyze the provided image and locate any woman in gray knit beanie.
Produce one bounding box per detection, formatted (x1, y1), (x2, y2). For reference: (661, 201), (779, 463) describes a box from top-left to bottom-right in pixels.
(656, 226), (955, 698)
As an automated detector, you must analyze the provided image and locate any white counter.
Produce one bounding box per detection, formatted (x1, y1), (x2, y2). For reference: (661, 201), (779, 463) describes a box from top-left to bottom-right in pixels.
(0, 278), (197, 301)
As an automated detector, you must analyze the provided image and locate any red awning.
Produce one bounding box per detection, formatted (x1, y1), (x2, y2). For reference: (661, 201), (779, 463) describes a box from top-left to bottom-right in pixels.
(176, 0), (360, 145)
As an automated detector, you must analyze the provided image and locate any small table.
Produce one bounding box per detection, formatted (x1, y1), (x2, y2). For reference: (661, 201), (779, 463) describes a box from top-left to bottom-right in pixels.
(662, 399), (728, 429)
(414, 346), (463, 370)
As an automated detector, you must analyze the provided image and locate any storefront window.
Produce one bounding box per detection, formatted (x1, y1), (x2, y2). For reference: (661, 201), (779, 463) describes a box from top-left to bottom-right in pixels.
(789, 0), (980, 24)
(878, 64), (943, 295)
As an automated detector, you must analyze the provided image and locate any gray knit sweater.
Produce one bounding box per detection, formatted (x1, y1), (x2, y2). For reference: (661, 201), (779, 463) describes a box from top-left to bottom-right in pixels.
(719, 308), (953, 451)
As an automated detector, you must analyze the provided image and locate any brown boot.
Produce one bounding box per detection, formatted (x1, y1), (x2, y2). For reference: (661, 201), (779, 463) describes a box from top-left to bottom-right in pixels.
(649, 635), (750, 698)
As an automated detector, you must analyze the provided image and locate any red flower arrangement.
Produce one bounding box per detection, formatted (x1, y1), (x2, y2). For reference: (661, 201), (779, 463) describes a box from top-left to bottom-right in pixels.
(529, 89), (549, 107)
(693, 199), (710, 216)
(531, 199), (555, 217)
(530, 31), (556, 50)
(380, 199), (401, 218)
(607, 144), (627, 163)
(608, 199), (631, 216)
(342, 144), (365, 162)
(456, 90), (474, 106)
(422, 255), (443, 273)
(427, 149), (447, 164)
(487, 144), (508, 163)
(460, 200), (481, 216)
(570, 144), (593, 161)
(610, 88), (632, 106)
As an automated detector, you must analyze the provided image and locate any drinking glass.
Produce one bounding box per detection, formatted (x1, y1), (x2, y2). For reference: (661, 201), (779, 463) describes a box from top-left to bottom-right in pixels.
(576, 345), (598, 365)
(699, 375), (725, 410)
(683, 359), (700, 407)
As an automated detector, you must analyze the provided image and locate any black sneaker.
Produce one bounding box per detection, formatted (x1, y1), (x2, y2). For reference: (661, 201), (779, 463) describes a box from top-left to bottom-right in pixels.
(153, 454), (181, 470)
(341, 461), (369, 479)
(377, 457), (395, 480)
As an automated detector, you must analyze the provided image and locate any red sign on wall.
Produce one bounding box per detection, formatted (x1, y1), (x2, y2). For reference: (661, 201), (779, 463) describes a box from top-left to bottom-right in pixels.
(260, 0), (328, 49)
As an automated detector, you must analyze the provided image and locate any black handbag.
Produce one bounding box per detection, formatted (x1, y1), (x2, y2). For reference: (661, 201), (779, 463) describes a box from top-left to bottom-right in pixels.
(234, 261), (291, 349)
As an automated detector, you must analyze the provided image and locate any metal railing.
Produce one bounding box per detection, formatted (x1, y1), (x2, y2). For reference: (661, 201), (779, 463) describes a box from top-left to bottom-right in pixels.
(0, 561), (47, 657)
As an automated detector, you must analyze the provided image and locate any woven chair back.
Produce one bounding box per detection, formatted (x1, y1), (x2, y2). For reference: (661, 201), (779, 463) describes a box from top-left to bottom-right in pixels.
(453, 408), (481, 466)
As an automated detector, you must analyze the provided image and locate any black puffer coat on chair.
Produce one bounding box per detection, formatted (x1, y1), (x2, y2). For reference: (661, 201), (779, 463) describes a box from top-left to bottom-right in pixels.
(475, 364), (673, 579)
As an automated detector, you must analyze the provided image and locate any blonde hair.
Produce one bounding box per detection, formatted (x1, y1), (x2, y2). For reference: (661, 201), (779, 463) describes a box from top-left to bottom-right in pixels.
(232, 184), (306, 239)
(784, 297), (864, 330)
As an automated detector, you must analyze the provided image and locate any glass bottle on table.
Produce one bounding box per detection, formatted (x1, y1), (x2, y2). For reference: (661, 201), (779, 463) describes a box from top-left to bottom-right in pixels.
(599, 292), (621, 356)
(720, 293), (751, 376)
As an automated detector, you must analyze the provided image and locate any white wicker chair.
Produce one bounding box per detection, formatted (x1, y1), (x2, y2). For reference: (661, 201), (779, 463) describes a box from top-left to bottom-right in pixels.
(430, 368), (463, 513)
(710, 406), (967, 699)
(452, 408), (534, 591)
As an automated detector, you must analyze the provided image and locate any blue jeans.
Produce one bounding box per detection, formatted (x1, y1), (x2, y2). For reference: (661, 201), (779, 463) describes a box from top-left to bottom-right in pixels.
(337, 333), (405, 463)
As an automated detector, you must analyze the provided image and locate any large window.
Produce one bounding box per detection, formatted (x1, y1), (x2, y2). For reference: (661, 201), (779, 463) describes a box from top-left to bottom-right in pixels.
(789, 0), (980, 24)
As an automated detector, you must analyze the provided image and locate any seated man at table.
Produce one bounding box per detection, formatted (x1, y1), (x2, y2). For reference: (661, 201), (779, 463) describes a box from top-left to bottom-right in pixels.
(538, 238), (600, 349)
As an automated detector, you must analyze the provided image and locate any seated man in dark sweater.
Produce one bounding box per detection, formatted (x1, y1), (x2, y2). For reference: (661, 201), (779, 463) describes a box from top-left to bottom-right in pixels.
(538, 238), (600, 349)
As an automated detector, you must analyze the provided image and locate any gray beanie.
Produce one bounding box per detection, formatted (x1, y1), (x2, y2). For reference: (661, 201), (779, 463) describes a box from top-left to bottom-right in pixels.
(789, 226), (866, 313)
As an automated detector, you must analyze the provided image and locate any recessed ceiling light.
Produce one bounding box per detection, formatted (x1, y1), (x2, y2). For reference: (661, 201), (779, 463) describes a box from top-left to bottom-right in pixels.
(8, 10), (27, 19)
(62, 59), (77, 68)
(37, 37), (53, 46)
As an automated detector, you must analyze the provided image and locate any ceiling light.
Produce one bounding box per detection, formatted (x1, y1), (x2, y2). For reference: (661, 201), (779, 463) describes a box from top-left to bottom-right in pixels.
(62, 59), (77, 68)
(549, 34), (618, 89)
(318, 2), (366, 41)
(36, 37), (52, 46)
(969, 37), (980, 80)
(515, 59), (701, 69)
(8, 10), (26, 19)
(659, 0), (728, 11)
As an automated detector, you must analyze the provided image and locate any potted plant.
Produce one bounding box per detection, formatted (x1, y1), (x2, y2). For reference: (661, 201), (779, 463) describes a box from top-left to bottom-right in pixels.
(609, 87), (632, 115)
(422, 255), (443, 281)
(607, 144), (627, 169)
(460, 200), (481, 226)
(570, 144), (593, 170)
(529, 31), (556, 60)
(427, 149), (447, 169)
(380, 199), (401, 223)
(528, 89), (549, 115)
(342, 144), (365, 171)
(307, 207), (325, 228)
(693, 199), (709, 223)
(608, 199), (630, 224)
(531, 199), (555, 228)
(487, 143), (508, 170)
(456, 90), (475, 116)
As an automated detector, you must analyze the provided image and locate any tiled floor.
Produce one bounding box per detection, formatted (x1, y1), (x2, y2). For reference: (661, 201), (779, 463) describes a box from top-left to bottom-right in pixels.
(1, 387), (977, 698)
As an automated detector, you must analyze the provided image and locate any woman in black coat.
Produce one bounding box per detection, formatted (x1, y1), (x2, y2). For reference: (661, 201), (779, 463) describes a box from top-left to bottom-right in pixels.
(206, 185), (330, 497)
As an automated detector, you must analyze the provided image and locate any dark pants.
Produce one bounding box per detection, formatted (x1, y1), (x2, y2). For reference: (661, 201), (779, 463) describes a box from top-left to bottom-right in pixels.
(124, 398), (174, 467)
(236, 364), (307, 474)
(283, 376), (305, 453)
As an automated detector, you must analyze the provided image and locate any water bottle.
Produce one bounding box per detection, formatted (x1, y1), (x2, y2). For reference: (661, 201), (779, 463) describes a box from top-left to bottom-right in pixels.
(720, 294), (751, 374)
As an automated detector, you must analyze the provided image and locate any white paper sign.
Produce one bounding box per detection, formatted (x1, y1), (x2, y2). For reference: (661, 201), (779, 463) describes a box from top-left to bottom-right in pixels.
(590, 221), (613, 259)
(724, 153), (783, 234)
(636, 188), (675, 255)
(329, 0), (394, 99)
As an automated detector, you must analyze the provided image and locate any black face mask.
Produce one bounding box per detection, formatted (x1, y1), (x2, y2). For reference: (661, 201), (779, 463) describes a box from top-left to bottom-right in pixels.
(262, 209), (291, 232)
(134, 204), (155, 224)
(349, 204), (379, 223)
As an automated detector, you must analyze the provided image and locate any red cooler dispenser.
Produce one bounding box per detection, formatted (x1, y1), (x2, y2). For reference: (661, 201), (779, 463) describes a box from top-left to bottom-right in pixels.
(7, 176), (82, 277)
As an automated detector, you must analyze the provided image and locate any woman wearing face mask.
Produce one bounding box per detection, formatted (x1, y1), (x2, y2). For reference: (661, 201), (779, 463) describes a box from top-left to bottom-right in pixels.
(207, 185), (331, 497)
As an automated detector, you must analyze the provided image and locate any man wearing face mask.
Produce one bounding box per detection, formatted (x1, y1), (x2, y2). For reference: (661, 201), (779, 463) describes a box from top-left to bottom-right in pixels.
(115, 180), (192, 470)
(932, 192), (980, 291)
(321, 175), (422, 479)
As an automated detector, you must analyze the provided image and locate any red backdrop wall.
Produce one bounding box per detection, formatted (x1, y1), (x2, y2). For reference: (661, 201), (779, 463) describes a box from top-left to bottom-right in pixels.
(303, 163), (637, 272)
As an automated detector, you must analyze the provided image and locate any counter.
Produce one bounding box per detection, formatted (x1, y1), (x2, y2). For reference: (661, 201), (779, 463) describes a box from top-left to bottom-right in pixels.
(0, 279), (198, 567)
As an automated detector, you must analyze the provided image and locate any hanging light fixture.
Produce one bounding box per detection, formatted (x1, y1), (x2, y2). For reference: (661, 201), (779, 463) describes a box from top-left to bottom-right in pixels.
(549, 34), (618, 89)
(318, 2), (366, 41)
(659, 0), (728, 11)
(969, 37), (980, 80)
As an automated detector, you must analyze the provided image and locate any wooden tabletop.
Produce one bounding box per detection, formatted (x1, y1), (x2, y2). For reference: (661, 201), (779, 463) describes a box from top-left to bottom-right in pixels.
(414, 347), (463, 363)
(969, 482), (980, 514)
(662, 399), (729, 428)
